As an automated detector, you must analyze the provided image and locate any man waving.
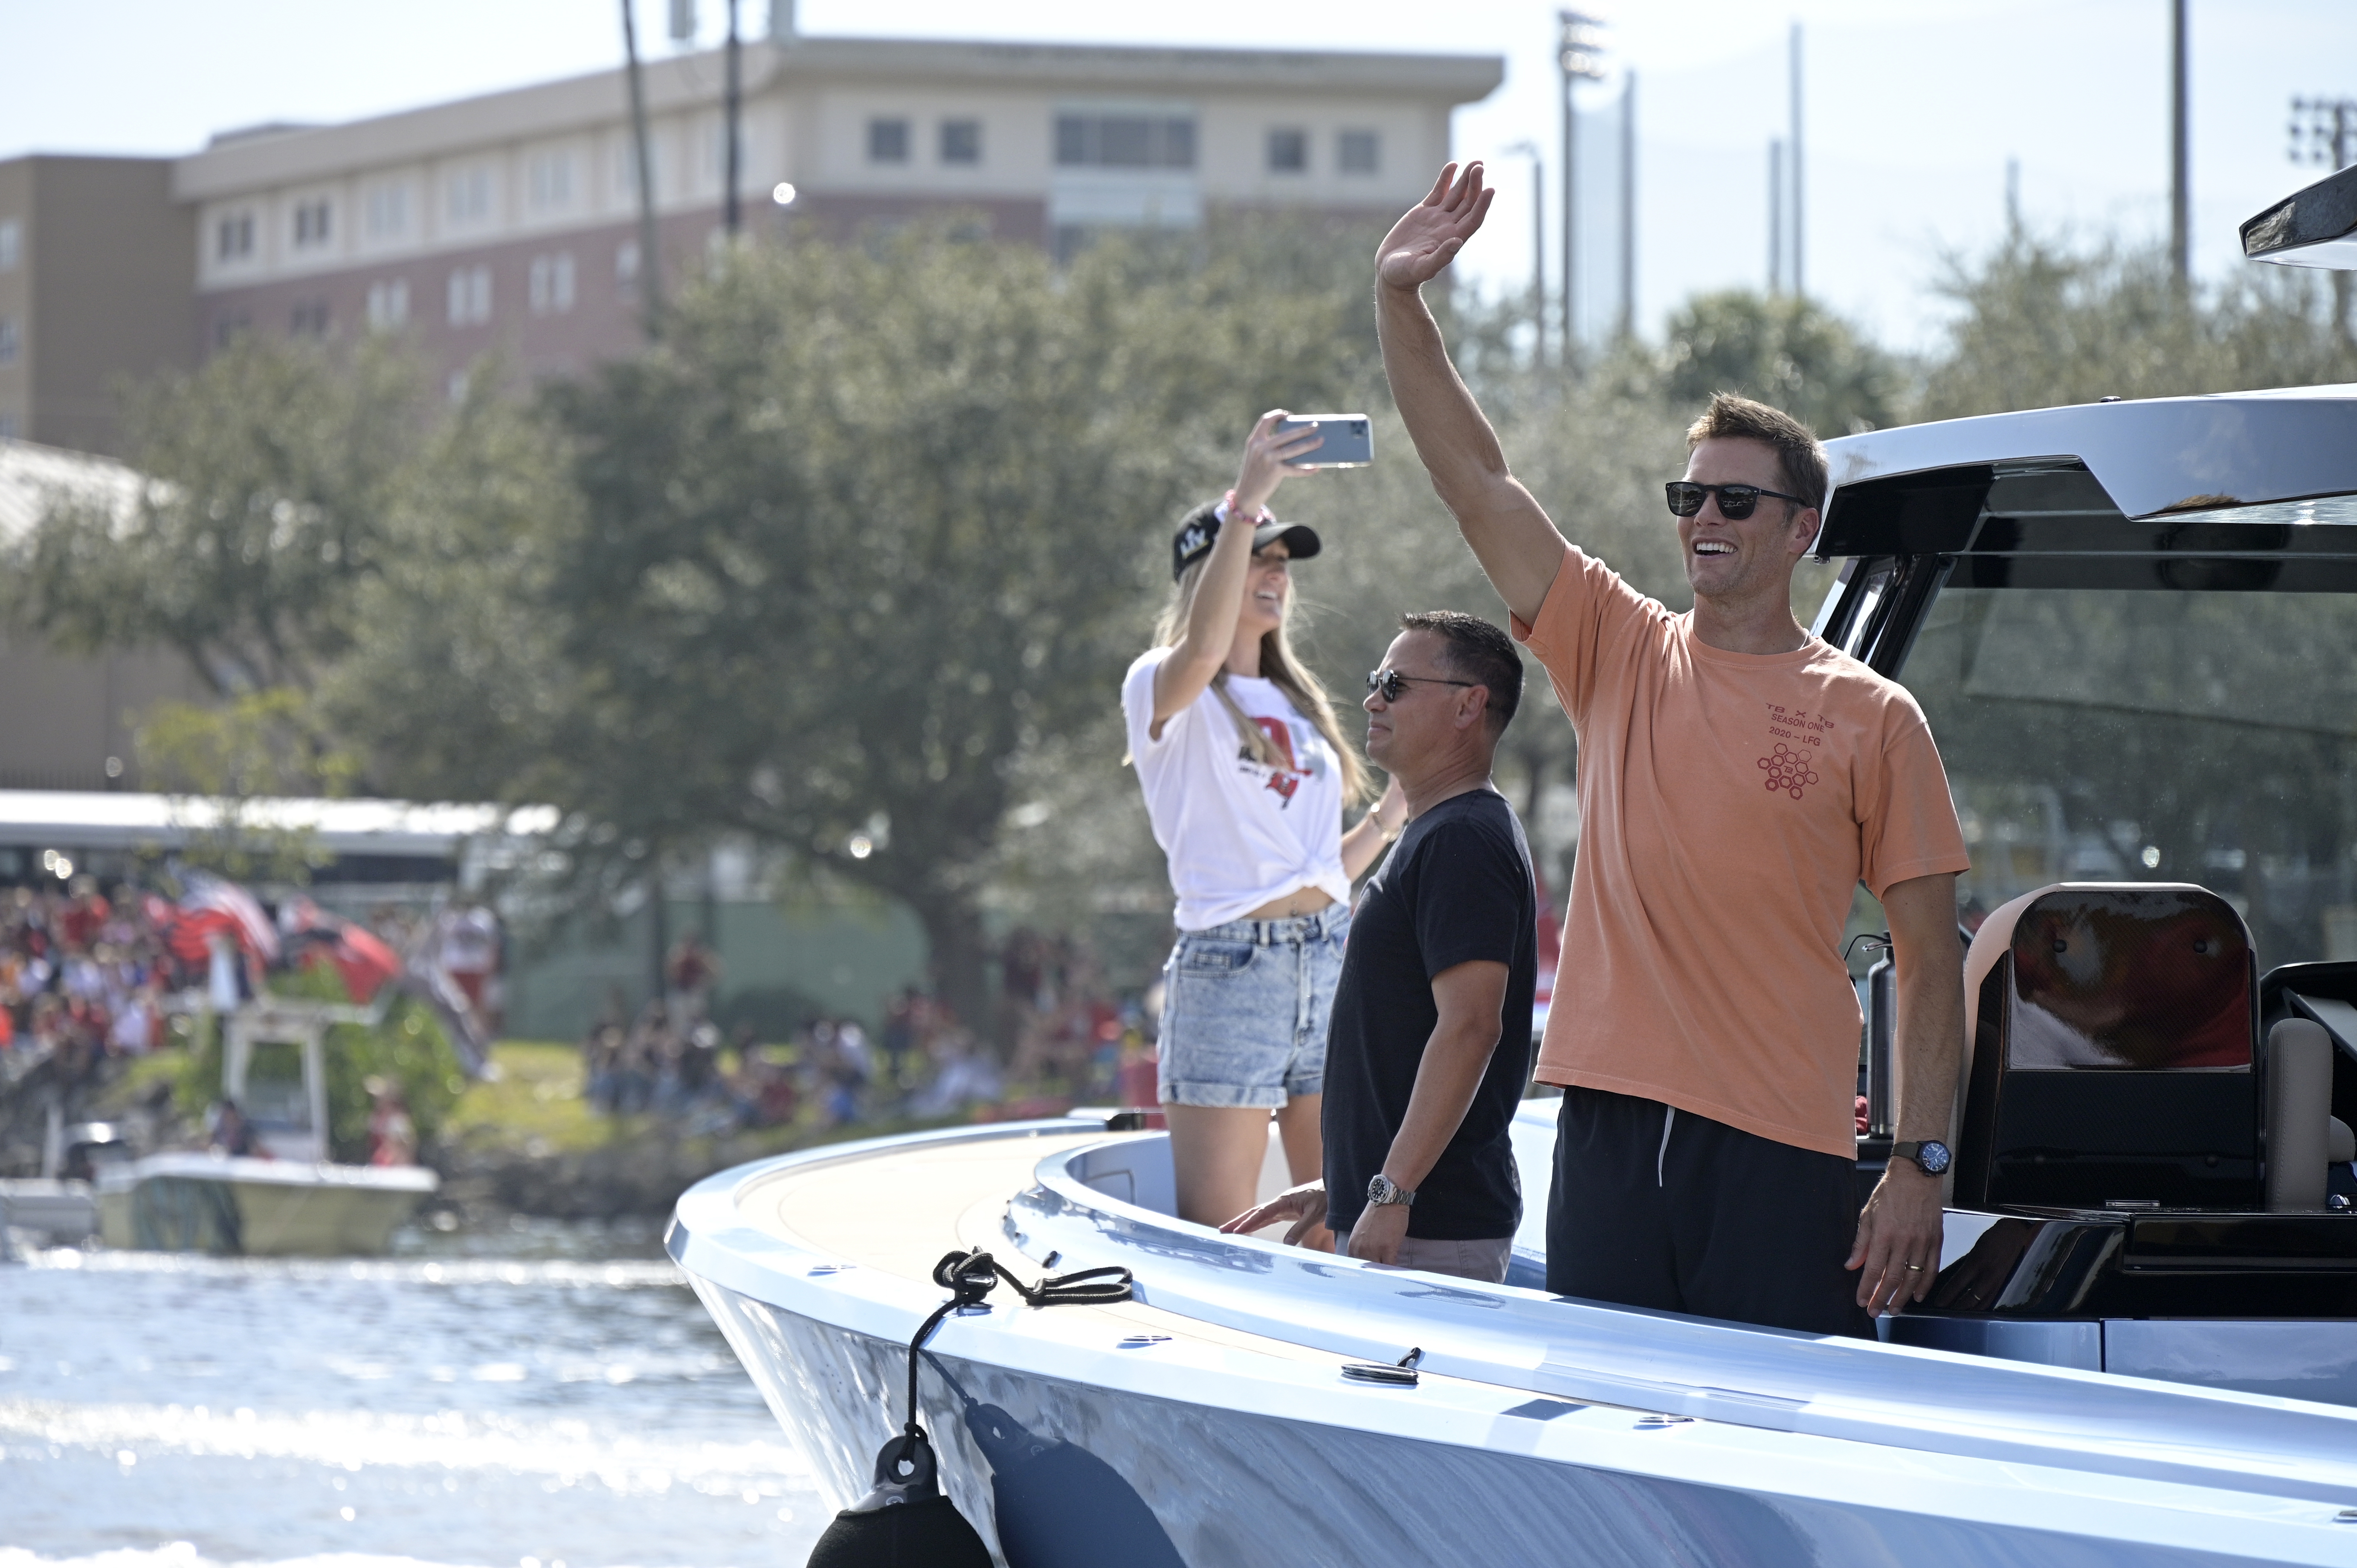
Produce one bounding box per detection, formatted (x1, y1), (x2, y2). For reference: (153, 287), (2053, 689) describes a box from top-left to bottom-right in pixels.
(1372, 162), (1971, 1332)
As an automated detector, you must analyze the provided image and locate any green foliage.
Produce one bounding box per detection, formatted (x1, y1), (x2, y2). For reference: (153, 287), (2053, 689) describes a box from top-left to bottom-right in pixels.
(1656, 289), (1902, 437)
(334, 218), (1389, 1034)
(8, 336), (438, 694)
(1919, 232), (2357, 418)
(136, 687), (359, 884)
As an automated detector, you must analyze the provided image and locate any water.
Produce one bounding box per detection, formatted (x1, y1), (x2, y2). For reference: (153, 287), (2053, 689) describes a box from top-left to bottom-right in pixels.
(0, 1226), (828, 1568)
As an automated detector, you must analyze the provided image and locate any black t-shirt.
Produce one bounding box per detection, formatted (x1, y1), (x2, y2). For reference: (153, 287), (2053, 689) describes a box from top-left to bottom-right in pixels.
(1323, 788), (1538, 1241)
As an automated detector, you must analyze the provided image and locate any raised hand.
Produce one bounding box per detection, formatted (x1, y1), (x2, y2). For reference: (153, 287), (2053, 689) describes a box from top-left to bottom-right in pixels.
(1233, 410), (1326, 517)
(1376, 162), (1495, 292)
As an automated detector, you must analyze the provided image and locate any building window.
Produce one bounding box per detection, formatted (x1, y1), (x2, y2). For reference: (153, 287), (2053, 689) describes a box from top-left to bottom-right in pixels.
(292, 199), (332, 248)
(0, 219), (20, 272)
(364, 182), (409, 240)
(216, 211), (255, 261)
(0, 412), (17, 441)
(940, 119), (982, 165)
(615, 133), (667, 201)
(1267, 128), (1308, 174)
(447, 265), (492, 327)
(0, 316), (17, 365)
(365, 278), (409, 329)
(615, 241), (641, 285)
(528, 252), (577, 315)
(289, 298), (330, 337)
(1338, 130), (1380, 174)
(212, 309), (249, 348)
(446, 165), (493, 226)
(528, 150), (574, 211)
(1054, 114), (1196, 170)
(868, 118), (910, 164)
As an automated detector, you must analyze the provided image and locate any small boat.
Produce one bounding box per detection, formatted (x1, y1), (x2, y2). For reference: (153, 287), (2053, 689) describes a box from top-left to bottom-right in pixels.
(96, 998), (436, 1256)
(673, 377), (2357, 1564)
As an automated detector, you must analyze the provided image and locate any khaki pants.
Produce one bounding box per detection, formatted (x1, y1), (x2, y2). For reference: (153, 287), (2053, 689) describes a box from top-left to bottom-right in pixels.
(1388, 1233), (1513, 1284)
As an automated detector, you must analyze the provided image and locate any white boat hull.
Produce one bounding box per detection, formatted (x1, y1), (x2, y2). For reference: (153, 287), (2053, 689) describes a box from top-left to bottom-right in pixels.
(96, 1152), (436, 1256)
(670, 1119), (2357, 1565)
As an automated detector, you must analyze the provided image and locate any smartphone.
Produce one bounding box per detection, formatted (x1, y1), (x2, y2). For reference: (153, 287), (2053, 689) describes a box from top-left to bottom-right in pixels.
(1275, 414), (1374, 469)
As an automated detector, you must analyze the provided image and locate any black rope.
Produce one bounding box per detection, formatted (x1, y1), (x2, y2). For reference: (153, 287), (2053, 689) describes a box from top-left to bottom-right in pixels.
(899, 1249), (1134, 1445)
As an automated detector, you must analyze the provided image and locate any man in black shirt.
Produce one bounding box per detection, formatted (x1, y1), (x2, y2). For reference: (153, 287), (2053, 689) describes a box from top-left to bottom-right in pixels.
(1223, 611), (1538, 1282)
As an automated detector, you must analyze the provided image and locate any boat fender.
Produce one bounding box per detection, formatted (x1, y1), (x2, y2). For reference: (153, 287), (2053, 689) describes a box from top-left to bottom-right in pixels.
(806, 1248), (1135, 1568)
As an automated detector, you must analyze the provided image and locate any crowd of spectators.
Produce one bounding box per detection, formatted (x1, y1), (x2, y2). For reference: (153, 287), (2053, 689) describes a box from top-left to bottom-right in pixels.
(0, 879), (180, 1092)
(575, 927), (1163, 1137)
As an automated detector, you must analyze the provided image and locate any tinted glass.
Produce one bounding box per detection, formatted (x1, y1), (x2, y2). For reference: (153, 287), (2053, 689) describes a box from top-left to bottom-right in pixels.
(1902, 586), (2357, 969)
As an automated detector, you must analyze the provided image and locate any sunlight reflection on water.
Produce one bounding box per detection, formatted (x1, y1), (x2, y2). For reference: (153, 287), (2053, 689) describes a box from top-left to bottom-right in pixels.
(0, 1234), (823, 1568)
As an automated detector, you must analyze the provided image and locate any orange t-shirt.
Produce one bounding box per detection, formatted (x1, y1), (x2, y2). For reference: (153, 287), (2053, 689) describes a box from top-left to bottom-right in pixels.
(1515, 543), (1969, 1159)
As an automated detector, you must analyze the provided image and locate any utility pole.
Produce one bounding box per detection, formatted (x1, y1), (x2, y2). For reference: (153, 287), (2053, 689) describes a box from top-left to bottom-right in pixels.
(1505, 142), (1546, 366)
(1557, 10), (1608, 370)
(2006, 157), (2022, 236)
(1618, 71), (1637, 341)
(1789, 21), (1805, 298)
(2290, 96), (2357, 341)
(1769, 139), (1783, 294)
(622, 0), (664, 337)
(2170, 0), (2190, 289)
(723, 0), (743, 237)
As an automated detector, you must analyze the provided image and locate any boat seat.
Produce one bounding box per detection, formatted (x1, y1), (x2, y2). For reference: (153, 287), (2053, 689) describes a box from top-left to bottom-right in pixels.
(1954, 883), (2259, 1212)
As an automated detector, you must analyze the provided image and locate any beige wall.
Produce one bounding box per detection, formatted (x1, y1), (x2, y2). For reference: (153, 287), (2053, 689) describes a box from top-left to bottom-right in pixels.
(0, 158), (194, 456)
(0, 632), (212, 792)
(0, 161), (29, 443)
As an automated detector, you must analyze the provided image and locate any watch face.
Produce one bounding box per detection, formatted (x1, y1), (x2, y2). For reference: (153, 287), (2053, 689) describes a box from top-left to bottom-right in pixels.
(1916, 1140), (1952, 1175)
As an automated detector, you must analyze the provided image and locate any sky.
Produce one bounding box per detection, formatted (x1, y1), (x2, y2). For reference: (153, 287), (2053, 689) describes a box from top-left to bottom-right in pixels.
(4, 0), (2351, 351)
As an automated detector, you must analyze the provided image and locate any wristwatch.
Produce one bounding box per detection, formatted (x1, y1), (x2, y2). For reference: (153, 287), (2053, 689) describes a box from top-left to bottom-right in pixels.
(1890, 1140), (1951, 1176)
(1367, 1174), (1416, 1208)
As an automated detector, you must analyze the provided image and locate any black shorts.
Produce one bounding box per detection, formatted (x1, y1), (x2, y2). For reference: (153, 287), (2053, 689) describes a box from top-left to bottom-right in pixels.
(1545, 1085), (1873, 1337)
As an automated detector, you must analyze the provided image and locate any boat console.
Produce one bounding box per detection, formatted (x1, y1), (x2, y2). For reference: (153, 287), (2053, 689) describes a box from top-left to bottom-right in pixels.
(1888, 883), (2357, 1399)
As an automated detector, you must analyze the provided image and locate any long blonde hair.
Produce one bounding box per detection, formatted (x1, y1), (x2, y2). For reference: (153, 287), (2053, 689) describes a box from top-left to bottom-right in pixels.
(1149, 556), (1371, 805)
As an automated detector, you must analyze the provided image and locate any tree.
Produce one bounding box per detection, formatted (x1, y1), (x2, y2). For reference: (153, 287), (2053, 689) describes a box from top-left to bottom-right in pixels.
(1655, 289), (1901, 439)
(9, 335), (444, 695)
(1919, 232), (2357, 419)
(342, 222), (1387, 1039)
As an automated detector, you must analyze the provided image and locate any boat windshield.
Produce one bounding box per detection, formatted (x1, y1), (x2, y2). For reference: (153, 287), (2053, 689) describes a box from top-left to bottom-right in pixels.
(1900, 583), (2357, 968)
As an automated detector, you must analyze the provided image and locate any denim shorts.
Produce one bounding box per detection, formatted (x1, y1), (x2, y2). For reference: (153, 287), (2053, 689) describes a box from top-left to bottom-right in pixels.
(1157, 903), (1348, 1110)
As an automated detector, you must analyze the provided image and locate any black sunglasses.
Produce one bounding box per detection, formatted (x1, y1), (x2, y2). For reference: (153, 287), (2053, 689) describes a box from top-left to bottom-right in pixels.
(1367, 668), (1477, 702)
(1664, 481), (1811, 521)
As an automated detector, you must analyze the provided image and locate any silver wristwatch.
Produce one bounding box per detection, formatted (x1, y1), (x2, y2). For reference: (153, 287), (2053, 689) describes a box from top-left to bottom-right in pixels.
(1367, 1174), (1416, 1208)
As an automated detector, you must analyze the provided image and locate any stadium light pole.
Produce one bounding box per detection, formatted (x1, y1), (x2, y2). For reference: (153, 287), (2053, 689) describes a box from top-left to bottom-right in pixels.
(622, 0), (664, 338)
(723, 0), (742, 237)
(1789, 21), (1804, 298)
(1504, 141), (1547, 367)
(1618, 70), (1637, 342)
(2290, 95), (2356, 340)
(1558, 10), (1609, 371)
(2170, 0), (2190, 290)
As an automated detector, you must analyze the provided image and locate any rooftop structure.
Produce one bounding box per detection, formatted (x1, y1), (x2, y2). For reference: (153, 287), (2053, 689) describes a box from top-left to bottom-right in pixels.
(172, 33), (1502, 385)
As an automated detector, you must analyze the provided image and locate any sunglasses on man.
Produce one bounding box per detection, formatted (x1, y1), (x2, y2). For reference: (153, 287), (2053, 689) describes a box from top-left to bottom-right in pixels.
(1366, 668), (1477, 703)
(1663, 481), (1811, 521)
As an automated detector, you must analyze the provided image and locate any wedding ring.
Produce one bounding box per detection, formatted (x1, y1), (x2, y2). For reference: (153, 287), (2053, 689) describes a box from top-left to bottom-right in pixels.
(1903, 1262), (1924, 1272)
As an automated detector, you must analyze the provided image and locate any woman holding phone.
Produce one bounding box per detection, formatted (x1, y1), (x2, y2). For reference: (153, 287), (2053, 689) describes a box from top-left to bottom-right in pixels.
(1122, 411), (1406, 1232)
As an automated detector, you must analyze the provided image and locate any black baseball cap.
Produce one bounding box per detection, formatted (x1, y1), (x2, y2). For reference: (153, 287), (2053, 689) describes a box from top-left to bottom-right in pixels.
(1169, 502), (1322, 582)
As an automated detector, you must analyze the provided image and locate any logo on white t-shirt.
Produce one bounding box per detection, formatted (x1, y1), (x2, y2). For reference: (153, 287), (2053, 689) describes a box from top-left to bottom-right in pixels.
(1240, 716), (1320, 805)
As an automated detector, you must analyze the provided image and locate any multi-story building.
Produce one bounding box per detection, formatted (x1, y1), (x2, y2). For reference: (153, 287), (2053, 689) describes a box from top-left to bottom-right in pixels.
(0, 157), (194, 455)
(175, 27), (1502, 385)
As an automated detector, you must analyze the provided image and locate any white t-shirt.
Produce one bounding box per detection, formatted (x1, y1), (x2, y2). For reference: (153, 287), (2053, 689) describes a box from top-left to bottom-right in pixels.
(1122, 646), (1349, 931)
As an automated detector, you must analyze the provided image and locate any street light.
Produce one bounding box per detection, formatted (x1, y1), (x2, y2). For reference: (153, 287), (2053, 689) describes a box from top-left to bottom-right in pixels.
(1557, 9), (1609, 370)
(1503, 142), (1545, 366)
